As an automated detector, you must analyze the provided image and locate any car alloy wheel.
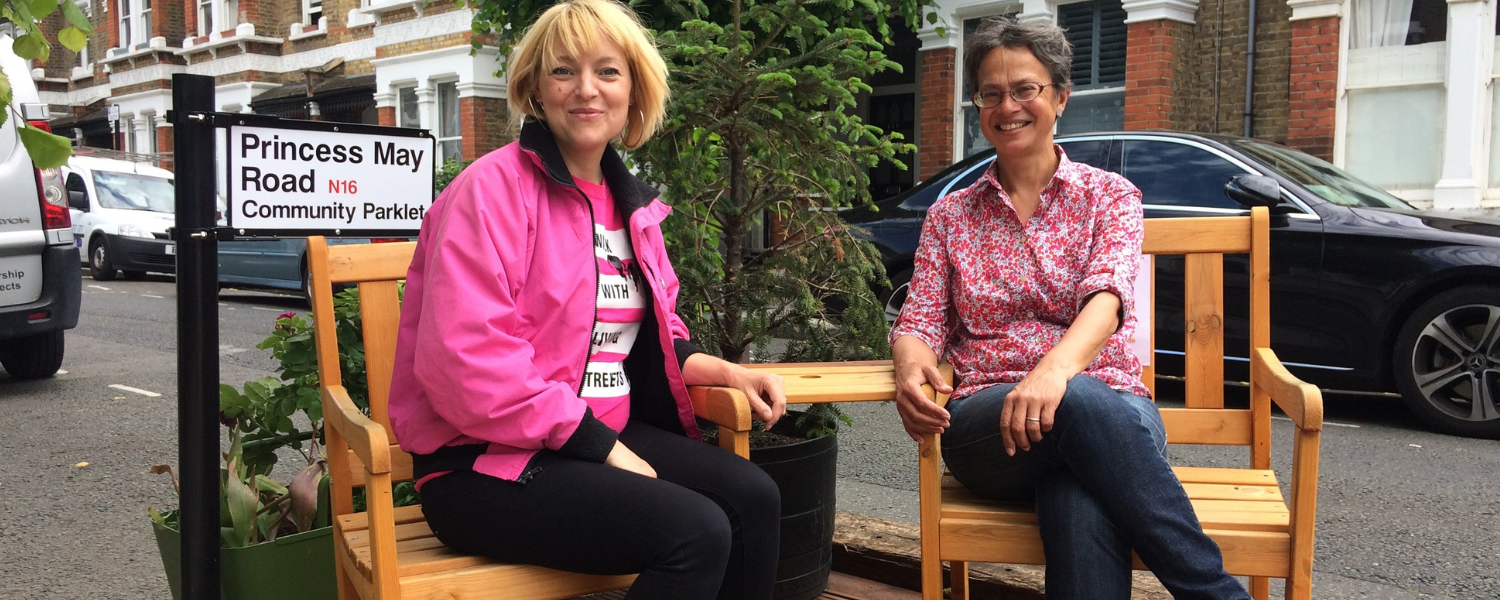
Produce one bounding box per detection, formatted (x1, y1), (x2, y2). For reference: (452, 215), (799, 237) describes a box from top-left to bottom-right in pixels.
(1409, 305), (1500, 422)
(1394, 286), (1500, 439)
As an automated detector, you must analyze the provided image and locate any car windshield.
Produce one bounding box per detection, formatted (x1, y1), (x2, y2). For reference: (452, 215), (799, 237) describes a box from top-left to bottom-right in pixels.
(92, 171), (175, 213)
(1230, 140), (1411, 210)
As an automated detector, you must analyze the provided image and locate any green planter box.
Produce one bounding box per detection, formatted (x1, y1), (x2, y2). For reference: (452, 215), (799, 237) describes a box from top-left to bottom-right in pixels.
(152, 517), (337, 600)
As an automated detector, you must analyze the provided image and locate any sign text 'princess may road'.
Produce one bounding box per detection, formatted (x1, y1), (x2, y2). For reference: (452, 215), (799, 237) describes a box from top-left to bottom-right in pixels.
(227, 124), (435, 235)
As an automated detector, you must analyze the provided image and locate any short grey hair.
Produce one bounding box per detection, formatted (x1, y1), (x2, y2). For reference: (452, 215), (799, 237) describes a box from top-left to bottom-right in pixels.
(963, 17), (1073, 94)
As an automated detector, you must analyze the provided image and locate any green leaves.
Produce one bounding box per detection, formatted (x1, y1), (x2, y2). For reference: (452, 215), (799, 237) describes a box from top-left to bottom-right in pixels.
(18, 124), (72, 168)
(57, 27), (88, 53)
(12, 33), (47, 63)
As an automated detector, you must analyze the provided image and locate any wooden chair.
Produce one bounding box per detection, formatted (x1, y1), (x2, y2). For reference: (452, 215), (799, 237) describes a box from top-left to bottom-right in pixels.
(306, 237), (760, 600)
(914, 207), (1323, 600)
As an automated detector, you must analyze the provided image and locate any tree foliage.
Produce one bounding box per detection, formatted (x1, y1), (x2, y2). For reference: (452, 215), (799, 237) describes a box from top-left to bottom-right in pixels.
(0, 0), (93, 166)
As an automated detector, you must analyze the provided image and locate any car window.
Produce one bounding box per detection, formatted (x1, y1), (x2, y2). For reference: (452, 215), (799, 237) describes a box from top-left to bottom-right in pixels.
(946, 157), (992, 195)
(1121, 141), (1249, 210)
(92, 171), (175, 213)
(1229, 139), (1412, 210)
(66, 173), (86, 194)
(1058, 140), (1109, 171)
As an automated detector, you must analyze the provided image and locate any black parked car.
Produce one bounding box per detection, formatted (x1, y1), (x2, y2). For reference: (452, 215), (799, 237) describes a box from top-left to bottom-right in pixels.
(843, 131), (1500, 439)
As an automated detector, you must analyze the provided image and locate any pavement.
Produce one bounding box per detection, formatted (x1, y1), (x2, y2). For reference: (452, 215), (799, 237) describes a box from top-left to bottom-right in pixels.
(1, 276), (1497, 599)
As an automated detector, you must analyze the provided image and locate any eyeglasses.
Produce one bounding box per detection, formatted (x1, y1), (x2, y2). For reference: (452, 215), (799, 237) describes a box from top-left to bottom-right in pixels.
(971, 83), (1058, 108)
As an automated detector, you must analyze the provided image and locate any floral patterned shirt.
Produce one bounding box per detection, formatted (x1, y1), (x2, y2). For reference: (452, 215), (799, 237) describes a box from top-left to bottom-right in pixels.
(890, 147), (1151, 400)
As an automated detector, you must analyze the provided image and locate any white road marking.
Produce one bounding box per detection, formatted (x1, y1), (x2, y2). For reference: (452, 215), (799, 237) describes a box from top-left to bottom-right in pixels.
(88, 285), (110, 291)
(250, 306), (279, 311)
(109, 384), (161, 398)
(219, 344), (249, 355)
(142, 294), (165, 299)
(57, 369), (67, 375)
(1273, 415), (1359, 428)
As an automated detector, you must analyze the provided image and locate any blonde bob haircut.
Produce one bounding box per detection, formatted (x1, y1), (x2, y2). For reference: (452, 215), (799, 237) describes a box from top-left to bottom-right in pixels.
(507, 0), (670, 150)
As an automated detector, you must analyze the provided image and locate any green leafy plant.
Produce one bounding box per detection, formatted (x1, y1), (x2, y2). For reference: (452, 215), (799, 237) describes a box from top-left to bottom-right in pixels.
(0, 0), (93, 167)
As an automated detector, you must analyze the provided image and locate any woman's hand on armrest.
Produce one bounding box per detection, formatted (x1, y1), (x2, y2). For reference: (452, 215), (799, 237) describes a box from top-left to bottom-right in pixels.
(683, 353), (788, 428)
(893, 335), (954, 444)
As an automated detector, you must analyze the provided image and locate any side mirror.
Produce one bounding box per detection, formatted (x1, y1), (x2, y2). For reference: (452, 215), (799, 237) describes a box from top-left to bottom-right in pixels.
(68, 190), (89, 211)
(1223, 174), (1282, 209)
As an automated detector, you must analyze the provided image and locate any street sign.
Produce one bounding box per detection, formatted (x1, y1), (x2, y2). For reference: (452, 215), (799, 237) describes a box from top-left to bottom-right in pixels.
(226, 120), (435, 236)
(107, 104), (119, 122)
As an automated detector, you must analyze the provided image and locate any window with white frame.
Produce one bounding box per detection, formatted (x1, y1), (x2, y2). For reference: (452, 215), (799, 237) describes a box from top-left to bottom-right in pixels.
(1343, 0), (1450, 193)
(437, 81), (462, 164)
(120, 117), (134, 153)
(147, 115), (158, 153)
(197, 0), (214, 36)
(117, 0), (151, 49)
(73, 0), (90, 68)
(397, 85), (420, 128)
(1054, 0), (1126, 134)
(304, 0), (322, 26)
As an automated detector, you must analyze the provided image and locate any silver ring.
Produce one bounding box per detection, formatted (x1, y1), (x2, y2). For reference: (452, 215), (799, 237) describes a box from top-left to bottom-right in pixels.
(1026, 417), (1041, 422)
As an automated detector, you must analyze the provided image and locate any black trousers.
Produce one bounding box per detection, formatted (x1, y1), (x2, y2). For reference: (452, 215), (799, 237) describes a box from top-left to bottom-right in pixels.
(419, 420), (781, 600)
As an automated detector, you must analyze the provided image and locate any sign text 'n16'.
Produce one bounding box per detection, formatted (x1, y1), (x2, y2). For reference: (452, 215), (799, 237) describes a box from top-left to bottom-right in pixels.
(227, 125), (435, 234)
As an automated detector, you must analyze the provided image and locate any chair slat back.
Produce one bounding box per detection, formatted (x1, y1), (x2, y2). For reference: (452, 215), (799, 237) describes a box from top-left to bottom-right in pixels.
(359, 280), (402, 440)
(1138, 209), (1272, 457)
(308, 237), (420, 513)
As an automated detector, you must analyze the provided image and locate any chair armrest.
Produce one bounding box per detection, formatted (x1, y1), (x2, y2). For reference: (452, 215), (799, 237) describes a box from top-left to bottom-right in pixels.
(321, 385), (392, 474)
(1251, 348), (1323, 432)
(689, 386), (753, 433)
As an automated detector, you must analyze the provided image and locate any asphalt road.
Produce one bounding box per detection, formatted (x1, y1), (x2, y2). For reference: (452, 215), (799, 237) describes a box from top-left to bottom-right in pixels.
(1, 277), (1496, 599)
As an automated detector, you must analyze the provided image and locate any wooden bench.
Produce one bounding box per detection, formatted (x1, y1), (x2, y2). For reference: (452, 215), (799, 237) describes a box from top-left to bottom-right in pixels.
(308, 205), (1321, 599)
(749, 208), (1324, 600)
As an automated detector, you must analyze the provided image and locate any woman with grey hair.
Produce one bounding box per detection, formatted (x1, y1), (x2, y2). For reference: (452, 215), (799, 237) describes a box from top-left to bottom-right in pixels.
(888, 17), (1250, 600)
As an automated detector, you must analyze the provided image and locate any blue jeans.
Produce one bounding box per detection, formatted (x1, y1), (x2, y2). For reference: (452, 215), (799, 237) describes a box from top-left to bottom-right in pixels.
(942, 375), (1250, 600)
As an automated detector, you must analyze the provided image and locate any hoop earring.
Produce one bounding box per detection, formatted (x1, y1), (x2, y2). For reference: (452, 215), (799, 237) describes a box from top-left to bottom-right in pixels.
(527, 97), (542, 119)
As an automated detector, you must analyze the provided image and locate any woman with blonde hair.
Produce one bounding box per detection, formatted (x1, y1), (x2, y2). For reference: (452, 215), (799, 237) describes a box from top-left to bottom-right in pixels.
(387, 1), (786, 598)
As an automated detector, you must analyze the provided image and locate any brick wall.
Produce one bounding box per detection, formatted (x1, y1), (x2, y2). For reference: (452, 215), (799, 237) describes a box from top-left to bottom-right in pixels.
(1174, 0), (1293, 141)
(378, 106), (395, 127)
(459, 96), (511, 160)
(154, 0), (186, 45)
(1285, 16), (1338, 160)
(376, 31), (476, 59)
(156, 124), (174, 171)
(918, 48), (955, 180)
(185, 0), (197, 40)
(1124, 20), (1180, 130)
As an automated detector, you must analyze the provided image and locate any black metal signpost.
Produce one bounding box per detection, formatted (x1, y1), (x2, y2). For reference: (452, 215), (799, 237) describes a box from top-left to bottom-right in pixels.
(171, 73), (220, 600)
(170, 72), (433, 598)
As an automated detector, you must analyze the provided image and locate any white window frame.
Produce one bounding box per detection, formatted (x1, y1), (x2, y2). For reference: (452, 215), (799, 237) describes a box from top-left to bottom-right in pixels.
(196, 0), (215, 36)
(396, 84), (420, 128)
(435, 80), (462, 164)
(303, 0), (323, 26)
(116, 0), (151, 49)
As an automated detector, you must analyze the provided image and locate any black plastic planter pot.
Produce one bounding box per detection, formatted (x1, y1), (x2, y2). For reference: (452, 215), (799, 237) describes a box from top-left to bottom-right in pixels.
(749, 415), (839, 600)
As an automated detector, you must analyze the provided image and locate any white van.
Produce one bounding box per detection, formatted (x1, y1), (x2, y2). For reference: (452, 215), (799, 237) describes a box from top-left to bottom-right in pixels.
(64, 155), (176, 281)
(0, 34), (81, 379)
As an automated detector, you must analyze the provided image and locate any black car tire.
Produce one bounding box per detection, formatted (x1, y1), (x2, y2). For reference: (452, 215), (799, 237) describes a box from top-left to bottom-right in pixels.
(880, 268), (913, 324)
(1392, 285), (1500, 439)
(1, 329), (65, 380)
(89, 238), (117, 281)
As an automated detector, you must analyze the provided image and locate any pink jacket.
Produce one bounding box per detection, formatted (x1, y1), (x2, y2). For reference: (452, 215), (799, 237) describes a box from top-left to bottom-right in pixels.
(389, 123), (704, 482)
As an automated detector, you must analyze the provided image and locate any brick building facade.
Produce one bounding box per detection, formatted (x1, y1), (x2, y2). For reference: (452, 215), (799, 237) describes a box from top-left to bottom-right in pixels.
(29, 0), (512, 172)
(912, 0), (1498, 209)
